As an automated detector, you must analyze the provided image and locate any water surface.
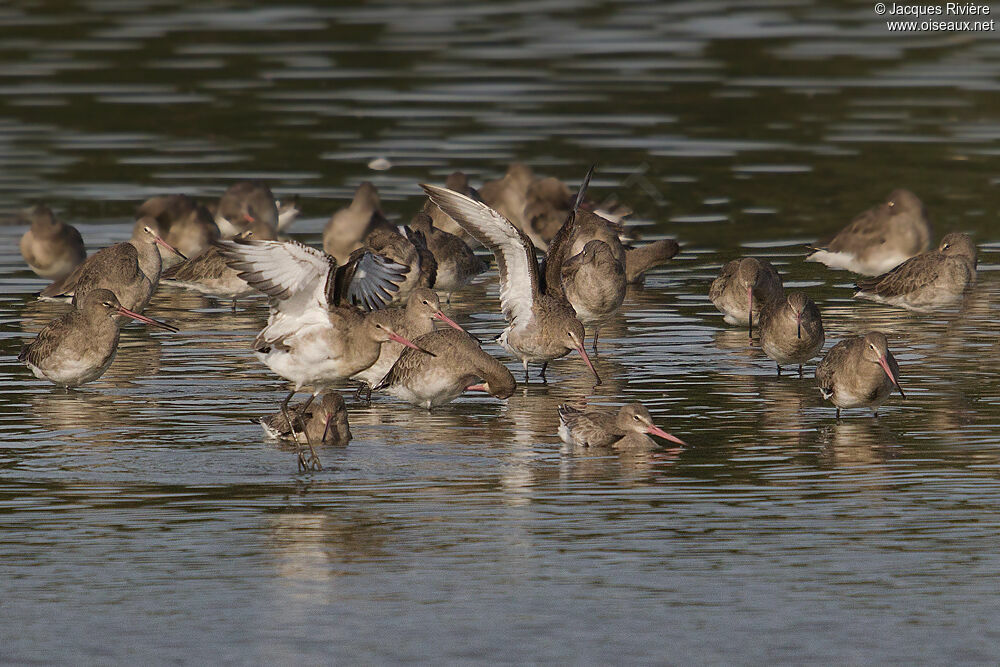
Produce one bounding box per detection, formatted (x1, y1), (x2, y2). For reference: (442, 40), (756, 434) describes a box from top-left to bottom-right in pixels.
(2, 1), (1000, 662)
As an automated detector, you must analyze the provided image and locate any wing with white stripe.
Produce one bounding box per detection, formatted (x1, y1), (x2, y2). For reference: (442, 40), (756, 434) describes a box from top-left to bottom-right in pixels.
(422, 183), (538, 325)
(216, 238), (333, 317)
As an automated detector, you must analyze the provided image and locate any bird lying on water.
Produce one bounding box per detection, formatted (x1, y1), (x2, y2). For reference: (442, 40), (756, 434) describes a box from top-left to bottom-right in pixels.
(557, 402), (687, 451)
(19, 205), (86, 280)
(407, 212), (487, 300)
(162, 230), (258, 310)
(806, 189), (931, 276)
(19, 288), (177, 389)
(422, 169), (601, 385)
(815, 332), (905, 419)
(854, 232), (977, 312)
(134, 194), (219, 262)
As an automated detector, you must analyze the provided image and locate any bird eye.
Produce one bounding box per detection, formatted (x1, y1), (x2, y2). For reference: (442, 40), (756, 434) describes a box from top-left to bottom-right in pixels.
(144, 225), (153, 234)
(633, 415), (640, 421)
(870, 344), (876, 350)
(942, 243), (950, 250)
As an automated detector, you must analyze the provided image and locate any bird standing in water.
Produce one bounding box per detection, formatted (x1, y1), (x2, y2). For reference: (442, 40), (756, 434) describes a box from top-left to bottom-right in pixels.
(422, 169), (601, 385)
(758, 292), (825, 377)
(815, 332), (905, 419)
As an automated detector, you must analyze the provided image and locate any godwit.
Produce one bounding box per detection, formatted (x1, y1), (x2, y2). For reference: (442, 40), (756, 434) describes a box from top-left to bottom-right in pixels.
(162, 230), (257, 310)
(758, 292), (825, 376)
(135, 194), (218, 260)
(39, 221), (186, 313)
(421, 171), (483, 246)
(806, 189), (932, 275)
(422, 176), (601, 385)
(559, 239), (625, 353)
(625, 239), (680, 284)
(815, 332), (905, 418)
(213, 181), (280, 239)
(217, 237), (429, 469)
(709, 257), (784, 338)
(557, 402), (687, 450)
(351, 288), (465, 398)
(854, 232), (977, 311)
(407, 212), (488, 300)
(19, 288), (177, 389)
(255, 393), (352, 469)
(19, 205), (86, 280)
(374, 329), (516, 409)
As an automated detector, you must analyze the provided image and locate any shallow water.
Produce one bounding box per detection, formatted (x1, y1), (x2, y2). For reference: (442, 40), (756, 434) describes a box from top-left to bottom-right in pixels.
(2, 0), (1000, 662)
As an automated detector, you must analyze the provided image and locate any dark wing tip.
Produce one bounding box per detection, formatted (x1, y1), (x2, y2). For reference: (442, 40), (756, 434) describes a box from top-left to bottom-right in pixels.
(573, 164), (596, 213)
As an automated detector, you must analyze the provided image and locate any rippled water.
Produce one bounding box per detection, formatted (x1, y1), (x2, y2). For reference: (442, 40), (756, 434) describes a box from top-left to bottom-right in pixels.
(2, 0), (1000, 662)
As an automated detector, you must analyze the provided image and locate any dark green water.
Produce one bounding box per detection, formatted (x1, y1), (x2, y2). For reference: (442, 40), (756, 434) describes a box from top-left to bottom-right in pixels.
(1, 1), (999, 662)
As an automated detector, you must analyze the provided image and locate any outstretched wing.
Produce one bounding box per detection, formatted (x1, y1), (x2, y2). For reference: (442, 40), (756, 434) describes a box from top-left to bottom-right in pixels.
(542, 164), (594, 297)
(216, 238), (333, 316)
(422, 183), (538, 325)
(335, 248), (409, 312)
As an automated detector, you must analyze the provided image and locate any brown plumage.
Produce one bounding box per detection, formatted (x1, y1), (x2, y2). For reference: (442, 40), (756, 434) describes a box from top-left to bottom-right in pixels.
(557, 402), (687, 450)
(408, 212), (488, 298)
(39, 220), (186, 313)
(708, 257), (784, 338)
(214, 181), (280, 239)
(422, 167), (602, 386)
(815, 332), (905, 418)
(19, 205), (86, 280)
(625, 239), (680, 284)
(162, 230), (256, 309)
(421, 171), (484, 245)
(758, 292), (825, 376)
(135, 194), (219, 260)
(323, 182), (394, 263)
(560, 239), (626, 353)
(854, 232), (977, 312)
(806, 189), (932, 276)
(374, 329), (516, 409)
(255, 393), (352, 446)
(352, 288), (466, 390)
(477, 162), (534, 239)
(19, 288), (177, 388)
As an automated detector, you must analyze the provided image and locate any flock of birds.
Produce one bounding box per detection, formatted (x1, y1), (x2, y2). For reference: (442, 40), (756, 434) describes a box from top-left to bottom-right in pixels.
(15, 164), (979, 470)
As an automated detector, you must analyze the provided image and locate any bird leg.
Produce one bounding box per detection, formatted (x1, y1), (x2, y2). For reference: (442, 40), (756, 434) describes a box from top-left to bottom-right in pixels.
(798, 364), (803, 378)
(523, 359), (530, 384)
(776, 364), (781, 377)
(280, 390), (309, 471)
(231, 298), (238, 313)
(592, 328), (601, 355)
(539, 362), (549, 383)
(354, 381), (372, 404)
(301, 425), (322, 471)
(835, 408), (841, 420)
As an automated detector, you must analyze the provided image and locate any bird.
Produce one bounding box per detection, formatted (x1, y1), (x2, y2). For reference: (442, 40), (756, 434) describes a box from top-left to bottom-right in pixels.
(213, 180), (280, 239)
(559, 239), (626, 353)
(815, 332), (905, 419)
(422, 170), (602, 386)
(322, 181), (395, 263)
(854, 232), (977, 312)
(557, 402), (687, 450)
(407, 212), (488, 300)
(709, 257), (784, 338)
(477, 163), (535, 243)
(254, 392), (352, 463)
(351, 288), (467, 398)
(373, 329), (516, 409)
(161, 230), (258, 310)
(134, 194), (219, 261)
(758, 292), (825, 377)
(421, 171), (484, 246)
(216, 237), (430, 469)
(19, 288), (177, 389)
(19, 204), (86, 280)
(806, 189), (932, 276)
(39, 220), (187, 313)
(324, 183), (434, 302)
(275, 194), (302, 232)
(624, 239), (680, 284)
